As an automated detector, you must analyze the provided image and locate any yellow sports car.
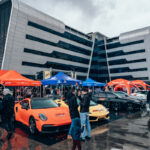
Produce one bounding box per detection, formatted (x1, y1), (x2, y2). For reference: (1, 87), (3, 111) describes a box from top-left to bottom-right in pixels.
(55, 99), (110, 122)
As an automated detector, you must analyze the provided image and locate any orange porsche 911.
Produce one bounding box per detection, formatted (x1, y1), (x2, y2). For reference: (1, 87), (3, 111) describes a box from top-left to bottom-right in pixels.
(14, 98), (71, 134)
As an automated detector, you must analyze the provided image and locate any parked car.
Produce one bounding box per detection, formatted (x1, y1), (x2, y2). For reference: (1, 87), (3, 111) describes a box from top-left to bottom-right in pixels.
(114, 91), (146, 107)
(92, 92), (144, 111)
(14, 98), (71, 134)
(130, 91), (148, 100)
(55, 99), (110, 122)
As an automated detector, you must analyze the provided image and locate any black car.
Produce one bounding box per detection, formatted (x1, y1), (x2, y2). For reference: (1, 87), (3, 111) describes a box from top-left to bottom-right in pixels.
(114, 91), (146, 108)
(92, 92), (143, 111)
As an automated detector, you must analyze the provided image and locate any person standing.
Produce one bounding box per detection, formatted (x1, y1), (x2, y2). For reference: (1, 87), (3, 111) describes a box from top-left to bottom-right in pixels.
(147, 90), (150, 111)
(78, 88), (91, 142)
(70, 118), (82, 150)
(2, 88), (15, 139)
(67, 88), (80, 139)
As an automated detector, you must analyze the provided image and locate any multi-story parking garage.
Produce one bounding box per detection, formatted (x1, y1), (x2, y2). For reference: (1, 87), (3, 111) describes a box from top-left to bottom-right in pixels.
(1, 0), (150, 82)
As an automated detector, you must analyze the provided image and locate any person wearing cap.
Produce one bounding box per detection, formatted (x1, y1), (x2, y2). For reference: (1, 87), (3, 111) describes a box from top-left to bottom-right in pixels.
(78, 88), (91, 142)
(2, 88), (15, 139)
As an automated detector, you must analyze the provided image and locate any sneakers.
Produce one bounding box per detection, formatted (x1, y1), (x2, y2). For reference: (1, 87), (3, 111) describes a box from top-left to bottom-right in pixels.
(80, 136), (91, 142)
(80, 138), (85, 142)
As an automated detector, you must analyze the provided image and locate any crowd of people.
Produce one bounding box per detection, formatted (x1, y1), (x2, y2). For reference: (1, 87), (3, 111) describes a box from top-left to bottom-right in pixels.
(0, 82), (150, 150)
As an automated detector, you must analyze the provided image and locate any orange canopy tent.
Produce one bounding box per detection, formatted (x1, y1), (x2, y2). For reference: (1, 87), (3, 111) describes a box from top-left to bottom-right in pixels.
(107, 79), (130, 86)
(107, 78), (138, 95)
(0, 70), (41, 86)
(130, 80), (150, 90)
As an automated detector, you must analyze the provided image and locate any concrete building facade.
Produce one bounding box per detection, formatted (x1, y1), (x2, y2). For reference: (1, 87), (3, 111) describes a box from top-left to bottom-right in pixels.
(1, 0), (150, 82)
(102, 27), (150, 81)
(0, 0), (98, 81)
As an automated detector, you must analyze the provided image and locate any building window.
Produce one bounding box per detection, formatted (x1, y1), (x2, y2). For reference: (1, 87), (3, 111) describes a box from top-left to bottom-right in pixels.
(111, 76), (149, 81)
(24, 48), (89, 65)
(110, 67), (147, 73)
(26, 35), (91, 56)
(22, 61), (88, 73)
(0, 1), (11, 68)
(28, 21), (92, 47)
(108, 49), (145, 58)
(109, 58), (146, 66)
(99, 40), (144, 50)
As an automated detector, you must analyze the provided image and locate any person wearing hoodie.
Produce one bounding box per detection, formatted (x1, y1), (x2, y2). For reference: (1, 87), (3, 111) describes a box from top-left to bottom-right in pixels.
(2, 88), (15, 139)
(78, 88), (91, 142)
(70, 118), (82, 150)
(67, 88), (80, 139)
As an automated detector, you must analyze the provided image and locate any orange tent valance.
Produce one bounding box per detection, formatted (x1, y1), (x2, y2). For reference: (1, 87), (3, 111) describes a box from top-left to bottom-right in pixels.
(107, 79), (130, 86)
(0, 70), (41, 86)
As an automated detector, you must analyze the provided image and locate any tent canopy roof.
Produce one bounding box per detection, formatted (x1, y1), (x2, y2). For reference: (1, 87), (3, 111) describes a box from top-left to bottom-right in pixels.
(82, 78), (106, 87)
(107, 79), (130, 86)
(0, 70), (41, 86)
(42, 72), (81, 85)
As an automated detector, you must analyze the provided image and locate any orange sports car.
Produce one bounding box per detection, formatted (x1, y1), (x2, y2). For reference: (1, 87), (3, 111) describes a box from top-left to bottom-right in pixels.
(14, 98), (71, 134)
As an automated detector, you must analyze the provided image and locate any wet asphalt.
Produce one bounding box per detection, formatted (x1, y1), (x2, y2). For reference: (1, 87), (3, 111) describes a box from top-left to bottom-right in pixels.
(0, 110), (149, 150)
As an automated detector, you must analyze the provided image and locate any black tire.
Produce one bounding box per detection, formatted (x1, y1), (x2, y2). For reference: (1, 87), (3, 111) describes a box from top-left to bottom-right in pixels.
(29, 117), (37, 134)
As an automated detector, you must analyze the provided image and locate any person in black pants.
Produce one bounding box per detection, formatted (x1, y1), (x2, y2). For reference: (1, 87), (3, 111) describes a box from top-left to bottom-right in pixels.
(2, 88), (15, 139)
(70, 118), (83, 150)
(78, 88), (91, 141)
(67, 88), (80, 139)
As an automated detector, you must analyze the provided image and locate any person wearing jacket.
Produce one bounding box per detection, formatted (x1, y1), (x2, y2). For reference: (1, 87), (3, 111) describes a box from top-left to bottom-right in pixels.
(2, 88), (15, 139)
(78, 88), (91, 141)
(70, 118), (82, 150)
(67, 88), (80, 139)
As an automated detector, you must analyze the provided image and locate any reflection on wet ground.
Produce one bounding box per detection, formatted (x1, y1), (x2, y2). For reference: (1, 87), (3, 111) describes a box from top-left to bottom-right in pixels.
(0, 110), (149, 150)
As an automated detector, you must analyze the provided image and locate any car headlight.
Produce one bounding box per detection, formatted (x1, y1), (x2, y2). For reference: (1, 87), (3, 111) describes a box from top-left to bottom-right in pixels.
(39, 113), (47, 121)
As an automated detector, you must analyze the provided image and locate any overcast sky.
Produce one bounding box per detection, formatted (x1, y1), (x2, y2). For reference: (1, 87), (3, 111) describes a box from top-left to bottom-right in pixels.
(21, 0), (150, 38)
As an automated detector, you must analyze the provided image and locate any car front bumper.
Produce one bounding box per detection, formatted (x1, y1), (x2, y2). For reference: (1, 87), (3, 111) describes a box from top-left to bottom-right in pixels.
(41, 124), (71, 133)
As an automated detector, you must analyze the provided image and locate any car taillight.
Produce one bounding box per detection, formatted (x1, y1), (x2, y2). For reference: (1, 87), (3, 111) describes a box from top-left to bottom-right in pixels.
(134, 94), (137, 96)
(99, 98), (105, 100)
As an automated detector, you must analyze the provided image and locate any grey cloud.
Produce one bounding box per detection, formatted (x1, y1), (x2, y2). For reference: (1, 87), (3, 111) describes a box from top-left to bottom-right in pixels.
(22, 0), (116, 20)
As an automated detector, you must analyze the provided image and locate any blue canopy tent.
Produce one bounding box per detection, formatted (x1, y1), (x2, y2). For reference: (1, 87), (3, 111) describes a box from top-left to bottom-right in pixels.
(41, 72), (82, 85)
(82, 78), (106, 87)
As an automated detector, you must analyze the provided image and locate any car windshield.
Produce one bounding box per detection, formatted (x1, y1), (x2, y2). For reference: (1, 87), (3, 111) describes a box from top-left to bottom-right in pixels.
(31, 98), (58, 109)
(114, 92), (128, 98)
